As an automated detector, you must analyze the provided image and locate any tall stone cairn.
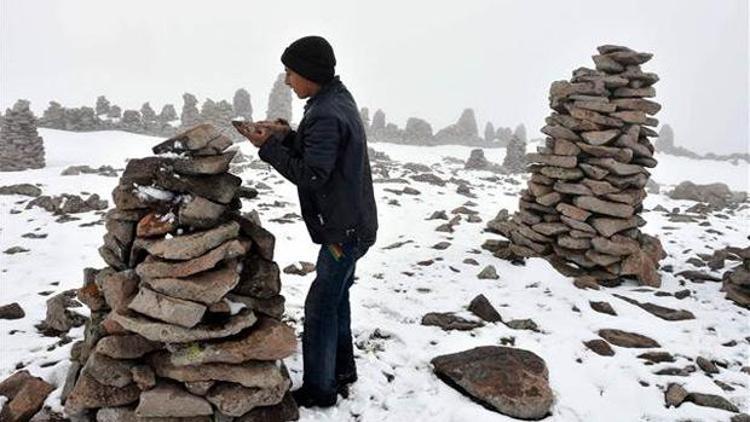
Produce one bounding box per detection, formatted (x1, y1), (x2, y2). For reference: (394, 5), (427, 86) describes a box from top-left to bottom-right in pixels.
(487, 45), (665, 287)
(266, 73), (292, 123)
(0, 100), (46, 171)
(63, 124), (300, 421)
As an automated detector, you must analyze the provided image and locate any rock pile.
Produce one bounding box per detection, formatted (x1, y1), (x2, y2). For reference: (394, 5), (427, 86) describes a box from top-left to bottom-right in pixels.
(721, 247), (750, 309)
(502, 135), (527, 173)
(63, 124), (299, 421)
(487, 45), (665, 287)
(0, 100), (46, 171)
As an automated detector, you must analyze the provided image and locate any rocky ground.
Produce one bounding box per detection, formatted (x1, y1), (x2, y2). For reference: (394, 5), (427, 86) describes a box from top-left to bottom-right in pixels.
(0, 128), (748, 421)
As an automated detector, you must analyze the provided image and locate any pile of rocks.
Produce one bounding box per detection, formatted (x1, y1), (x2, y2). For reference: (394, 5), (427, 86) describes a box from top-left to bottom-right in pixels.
(266, 73), (292, 123)
(0, 100), (46, 171)
(721, 247), (750, 309)
(487, 45), (665, 287)
(502, 135), (527, 173)
(63, 124), (299, 421)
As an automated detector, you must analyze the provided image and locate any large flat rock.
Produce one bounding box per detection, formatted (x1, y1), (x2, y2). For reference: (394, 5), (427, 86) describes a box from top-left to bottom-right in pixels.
(111, 308), (257, 343)
(431, 346), (553, 420)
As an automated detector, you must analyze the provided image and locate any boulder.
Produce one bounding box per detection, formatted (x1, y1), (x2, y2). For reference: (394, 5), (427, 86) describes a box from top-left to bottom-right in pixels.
(431, 346), (553, 420)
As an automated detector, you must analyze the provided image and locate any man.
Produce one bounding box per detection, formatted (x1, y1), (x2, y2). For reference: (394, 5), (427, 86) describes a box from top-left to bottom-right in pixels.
(239, 35), (378, 408)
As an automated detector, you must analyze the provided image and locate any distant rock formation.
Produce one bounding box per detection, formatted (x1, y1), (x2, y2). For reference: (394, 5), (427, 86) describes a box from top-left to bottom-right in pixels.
(656, 124), (749, 163)
(403, 117), (433, 144)
(266, 73), (292, 123)
(0, 100), (46, 171)
(502, 135), (527, 173)
(232, 88), (253, 122)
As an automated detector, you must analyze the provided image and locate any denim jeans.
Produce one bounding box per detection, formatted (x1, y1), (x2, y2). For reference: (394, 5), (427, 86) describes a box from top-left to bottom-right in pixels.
(302, 240), (368, 398)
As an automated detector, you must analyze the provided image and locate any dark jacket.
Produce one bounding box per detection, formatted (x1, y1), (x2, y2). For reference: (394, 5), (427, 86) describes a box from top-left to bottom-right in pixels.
(258, 77), (378, 247)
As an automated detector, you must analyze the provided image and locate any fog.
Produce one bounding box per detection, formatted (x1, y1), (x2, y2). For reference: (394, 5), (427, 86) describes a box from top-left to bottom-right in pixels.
(1, 0), (747, 154)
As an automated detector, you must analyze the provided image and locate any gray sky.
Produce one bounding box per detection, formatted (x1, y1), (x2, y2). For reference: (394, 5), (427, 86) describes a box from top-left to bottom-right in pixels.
(1, 0), (747, 154)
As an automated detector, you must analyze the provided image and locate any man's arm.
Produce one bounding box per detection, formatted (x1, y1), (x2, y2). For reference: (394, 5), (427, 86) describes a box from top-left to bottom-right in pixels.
(258, 115), (340, 190)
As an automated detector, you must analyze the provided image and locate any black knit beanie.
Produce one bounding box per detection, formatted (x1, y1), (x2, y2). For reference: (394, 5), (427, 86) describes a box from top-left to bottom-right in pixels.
(281, 36), (336, 84)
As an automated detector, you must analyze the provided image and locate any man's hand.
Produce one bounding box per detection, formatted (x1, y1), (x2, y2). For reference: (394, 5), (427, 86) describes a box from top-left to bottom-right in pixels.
(235, 123), (272, 148)
(255, 118), (291, 137)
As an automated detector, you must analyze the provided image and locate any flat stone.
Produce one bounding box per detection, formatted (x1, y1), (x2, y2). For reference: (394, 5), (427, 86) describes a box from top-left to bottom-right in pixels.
(145, 260), (240, 305)
(231, 214), (276, 261)
(579, 163), (609, 180)
(526, 153), (577, 168)
(468, 294), (503, 323)
(638, 351), (675, 363)
(612, 294), (694, 321)
(97, 407), (212, 422)
(531, 222), (569, 236)
(610, 111), (647, 124)
(422, 312), (484, 331)
(553, 182), (593, 196)
(136, 211), (176, 238)
(591, 236), (639, 256)
(0, 302), (25, 320)
(613, 86), (656, 98)
(95, 334), (161, 359)
(665, 383), (688, 408)
(64, 372), (140, 416)
(611, 98), (661, 115)
(574, 196), (634, 218)
(587, 157), (645, 176)
(431, 346), (553, 420)
(539, 166), (584, 180)
(99, 270), (139, 313)
(570, 108), (623, 128)
(535, 191), (562, 207)
(583, 339), (615, 356)
(128, 287), (207, 328)
(0, 371), (55, 422)
(556, 203), (591, 221)
(166, 317), (295, 365)
(136, 239), (248, 279)
(144, 221), (240, 260)
(111, 308), (257, 343)
(233, 255), (281, 299)
(83, 351), (138, 388)
(589, 301), (617, 316)
(206, 377), (290, 417)
(585, 250), (622, 267)
(685, 392), (739, 413)
(580, 129), (621, 146)
(0, 183), (42, 197)
(598, 329), (660, 348)
(225, 294), (285, 320)
(541, 125), (580, 140)
(152, 124), (223, 154)
(131, 365), (156, 390)
(154, 171), (241, 205)
(558, 236), (590, 249)
(696, 356), (720, 374)
(621, 250), (661, 287)
(477, 265), (500, 280)
(135, 382), (213, 418)
(178, 196), (227, 229)
(591, 217), (639, 237)
(234, 392), (299, 422)
(577, 143), (633, 162)
(553, 139), (581, 156)
(149, 351), (285, 389)
(172, 151), (237, 175)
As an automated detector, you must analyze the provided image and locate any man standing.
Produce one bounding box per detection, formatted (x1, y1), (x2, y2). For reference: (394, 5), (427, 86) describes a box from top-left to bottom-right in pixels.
(239, 35), (378, 408)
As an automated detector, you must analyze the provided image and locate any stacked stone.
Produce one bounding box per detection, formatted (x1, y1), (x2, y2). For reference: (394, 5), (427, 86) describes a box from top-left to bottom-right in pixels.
(0, 100), (46, 171)
(489, 45), (665, 287)
(721, 247), (750, 309)
(63, 124), (299, 422)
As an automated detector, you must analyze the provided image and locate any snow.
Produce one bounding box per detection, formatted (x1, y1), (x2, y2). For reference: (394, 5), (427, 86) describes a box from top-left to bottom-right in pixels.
(0, 129), (748, 421)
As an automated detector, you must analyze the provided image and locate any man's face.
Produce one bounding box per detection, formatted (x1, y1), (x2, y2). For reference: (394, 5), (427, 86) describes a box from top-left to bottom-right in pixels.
(284, 67), (320, 99)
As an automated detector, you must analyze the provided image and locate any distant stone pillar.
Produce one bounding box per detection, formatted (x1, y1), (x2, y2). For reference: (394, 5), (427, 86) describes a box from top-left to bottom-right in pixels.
(0, 100), (46, 171)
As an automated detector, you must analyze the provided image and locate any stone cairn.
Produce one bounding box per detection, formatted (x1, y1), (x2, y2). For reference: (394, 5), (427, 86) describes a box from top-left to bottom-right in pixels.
(63, 124), (299, 421)
(487, 45), (665, 287)
(0, 100), (45, 171)
(722, 247), (750, 309)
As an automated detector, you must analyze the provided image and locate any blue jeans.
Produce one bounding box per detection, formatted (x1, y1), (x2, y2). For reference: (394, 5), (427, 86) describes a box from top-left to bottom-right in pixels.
(302, 240), (368, 398)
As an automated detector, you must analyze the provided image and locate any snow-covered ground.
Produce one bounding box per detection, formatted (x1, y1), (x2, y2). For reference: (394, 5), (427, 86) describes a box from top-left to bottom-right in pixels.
(1, 129), (748, 421)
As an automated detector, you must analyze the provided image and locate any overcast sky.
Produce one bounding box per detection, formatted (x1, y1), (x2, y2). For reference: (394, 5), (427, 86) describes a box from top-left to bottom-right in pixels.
(1, 0), (747, 154)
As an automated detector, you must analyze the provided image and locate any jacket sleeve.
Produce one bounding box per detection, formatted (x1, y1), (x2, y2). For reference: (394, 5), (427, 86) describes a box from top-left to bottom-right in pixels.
(257, 115), (340, 190)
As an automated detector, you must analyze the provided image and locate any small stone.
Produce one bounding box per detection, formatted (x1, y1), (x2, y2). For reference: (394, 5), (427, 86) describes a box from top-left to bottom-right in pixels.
(583, 339), (615, 356)
(598, 329), (660, 348)
(477, 265), (500, 280)
(422, 312), (484, 331)
(664, 383), (688, 408)
(135, 382), (213, 418)
(589, 301), (617, 316)
(468, 294), (503, 323)
(0, 302), (25, 320)
(95, 334), (161, 359)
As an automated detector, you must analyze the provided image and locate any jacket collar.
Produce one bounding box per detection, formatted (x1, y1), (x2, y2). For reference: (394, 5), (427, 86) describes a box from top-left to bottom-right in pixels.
(304, 76), (341, 113)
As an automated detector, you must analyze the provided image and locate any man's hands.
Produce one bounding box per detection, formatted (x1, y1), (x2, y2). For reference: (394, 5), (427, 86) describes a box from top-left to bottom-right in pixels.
(233, 118), (291, 148)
